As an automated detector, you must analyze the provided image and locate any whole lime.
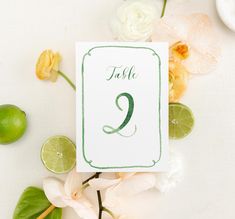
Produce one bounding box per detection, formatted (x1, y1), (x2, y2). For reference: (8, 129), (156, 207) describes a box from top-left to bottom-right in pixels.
(0, 104), (27, 144)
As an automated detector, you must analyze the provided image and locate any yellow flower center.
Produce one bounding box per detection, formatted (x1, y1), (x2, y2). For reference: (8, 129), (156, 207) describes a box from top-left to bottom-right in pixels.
(170, 41), (190, 61)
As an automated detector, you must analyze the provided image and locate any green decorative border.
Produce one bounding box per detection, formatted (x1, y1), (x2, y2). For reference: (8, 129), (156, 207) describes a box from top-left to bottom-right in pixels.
(81, 45), (162, 169)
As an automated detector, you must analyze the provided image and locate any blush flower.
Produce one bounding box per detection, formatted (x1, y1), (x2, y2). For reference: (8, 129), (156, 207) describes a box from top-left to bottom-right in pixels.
(43, 169), (97, 219)
(152, 13), (220, 74)
(36, 50), (61, 82)
(110, 0), (160, 41)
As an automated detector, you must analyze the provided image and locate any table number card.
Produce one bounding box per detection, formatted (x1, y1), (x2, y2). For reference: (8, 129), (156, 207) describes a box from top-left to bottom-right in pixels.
(76, 42), (168, 172)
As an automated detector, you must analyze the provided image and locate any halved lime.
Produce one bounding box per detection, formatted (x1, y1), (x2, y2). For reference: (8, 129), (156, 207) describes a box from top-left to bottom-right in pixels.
(169, 103), (194, 139)
(41, 135), (76, 174)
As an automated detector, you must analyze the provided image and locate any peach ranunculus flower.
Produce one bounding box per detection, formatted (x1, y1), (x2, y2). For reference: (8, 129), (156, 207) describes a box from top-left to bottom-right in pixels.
(36, 49), (76, 90)
(169, 41), (189, 102)
(36, 50), (61, 82)
(169, 60), (188, 103)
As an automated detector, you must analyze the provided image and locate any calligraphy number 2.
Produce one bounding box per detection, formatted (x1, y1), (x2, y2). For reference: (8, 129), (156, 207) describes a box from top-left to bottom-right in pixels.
(102, 92), (137, 137)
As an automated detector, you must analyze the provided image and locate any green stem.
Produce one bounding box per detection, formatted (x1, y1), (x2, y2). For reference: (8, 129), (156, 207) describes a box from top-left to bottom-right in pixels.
(160, 0), (168, 18)
(58, 71), (76, 91)
(81, 183), (90, 191)
(103, 207), (115, 219)
(97, 191), (103, 219)
(93, 172), (103, 219)
(82, 172), (101, 185)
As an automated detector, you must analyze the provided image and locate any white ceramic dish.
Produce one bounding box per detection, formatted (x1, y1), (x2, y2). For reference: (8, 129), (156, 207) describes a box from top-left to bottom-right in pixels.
(216, 0), (235, 32)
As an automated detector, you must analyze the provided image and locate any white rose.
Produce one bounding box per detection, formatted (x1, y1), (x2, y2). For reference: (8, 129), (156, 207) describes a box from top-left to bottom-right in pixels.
(154, 150), (184, 193)
(110, 0), (160, 41)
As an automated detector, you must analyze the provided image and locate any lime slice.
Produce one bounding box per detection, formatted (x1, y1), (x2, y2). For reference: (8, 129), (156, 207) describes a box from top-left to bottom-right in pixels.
(169, 103), (194, 139)
(41, 135), (76, 174)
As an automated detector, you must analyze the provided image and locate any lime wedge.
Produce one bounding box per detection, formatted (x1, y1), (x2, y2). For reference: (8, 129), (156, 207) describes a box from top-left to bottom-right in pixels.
(169, 103), (194, 139)
(41, 135), (76, 174)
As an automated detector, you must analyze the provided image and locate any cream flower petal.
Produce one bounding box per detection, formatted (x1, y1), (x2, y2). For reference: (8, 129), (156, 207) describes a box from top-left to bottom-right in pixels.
(117, 172), (136, 179)
(155, 150), (183, 193)
(117, 215), (131, 219)
(152, 13), (220, 74)
(64, 169), (82, 197)
(103, 186), (121, 208)
(115, 173), (156, 196)
(64, 197), (97, 219)
(89, 178), (121, 190)
(103, 173), (156, 207)
(43, 178), (67, 208)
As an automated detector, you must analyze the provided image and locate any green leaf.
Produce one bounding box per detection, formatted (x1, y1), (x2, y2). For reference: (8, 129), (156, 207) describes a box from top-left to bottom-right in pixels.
(45, 208), (62, 219)
(13, 187), (62, 219)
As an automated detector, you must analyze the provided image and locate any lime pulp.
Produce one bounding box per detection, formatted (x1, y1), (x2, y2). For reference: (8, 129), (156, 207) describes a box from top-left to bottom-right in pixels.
(169, 103), (194, 139)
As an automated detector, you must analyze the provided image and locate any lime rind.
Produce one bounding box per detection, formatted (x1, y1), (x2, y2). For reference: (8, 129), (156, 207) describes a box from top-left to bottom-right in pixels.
(0, 104), (27, 144)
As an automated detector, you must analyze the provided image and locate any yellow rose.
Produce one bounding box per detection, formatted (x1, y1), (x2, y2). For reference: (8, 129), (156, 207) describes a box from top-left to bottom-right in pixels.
(169, 61), (188, 103)
(36, 50), (61, 82)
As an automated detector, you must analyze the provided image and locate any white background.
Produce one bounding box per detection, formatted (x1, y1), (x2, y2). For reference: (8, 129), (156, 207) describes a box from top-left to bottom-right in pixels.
(0, 0), (234, 218)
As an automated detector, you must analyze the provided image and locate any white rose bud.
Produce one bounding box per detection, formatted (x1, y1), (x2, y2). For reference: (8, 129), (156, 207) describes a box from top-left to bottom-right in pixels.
(110, 0), (160, 42)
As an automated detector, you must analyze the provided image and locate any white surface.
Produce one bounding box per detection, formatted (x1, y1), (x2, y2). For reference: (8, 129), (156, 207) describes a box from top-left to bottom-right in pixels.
(0, 0), (235, 218)
(216, 0), (235, 32)
(76, 42), (168, 172)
